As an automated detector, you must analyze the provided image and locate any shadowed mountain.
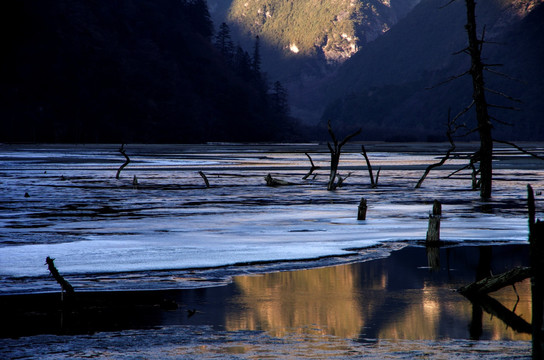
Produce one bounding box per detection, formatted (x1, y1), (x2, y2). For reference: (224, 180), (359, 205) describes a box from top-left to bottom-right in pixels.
(319, 0), (544, 141)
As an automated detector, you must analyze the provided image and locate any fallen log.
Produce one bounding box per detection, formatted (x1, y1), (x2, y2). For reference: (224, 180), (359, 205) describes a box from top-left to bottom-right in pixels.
(458, 266), (533, 296)
(265, 174), (295, 186)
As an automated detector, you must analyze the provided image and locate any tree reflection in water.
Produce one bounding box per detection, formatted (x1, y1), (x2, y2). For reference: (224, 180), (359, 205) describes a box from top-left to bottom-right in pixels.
(226, 245), (532, 342)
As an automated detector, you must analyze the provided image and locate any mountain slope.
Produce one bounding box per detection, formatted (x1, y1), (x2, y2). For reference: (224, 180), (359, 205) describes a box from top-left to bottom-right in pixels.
(319, 0), (544, 141)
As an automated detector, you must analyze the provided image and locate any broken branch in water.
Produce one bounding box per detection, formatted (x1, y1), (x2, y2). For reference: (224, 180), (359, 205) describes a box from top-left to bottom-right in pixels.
(416, 109), (457, 189)
(116, 144), (131, 180)
(361, 144), (379, 188)
(45, 256), (74, 300)
(302, 152), (320, 180)
(198, 171), (210, 188)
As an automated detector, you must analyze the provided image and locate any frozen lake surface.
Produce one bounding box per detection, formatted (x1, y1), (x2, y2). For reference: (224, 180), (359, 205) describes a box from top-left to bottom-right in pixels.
(1, 142), (543, 294)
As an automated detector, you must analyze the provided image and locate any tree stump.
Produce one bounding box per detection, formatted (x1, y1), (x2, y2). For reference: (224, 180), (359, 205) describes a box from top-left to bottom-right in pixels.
(357, 198), (367, 220)
(426, 200), (441, 243)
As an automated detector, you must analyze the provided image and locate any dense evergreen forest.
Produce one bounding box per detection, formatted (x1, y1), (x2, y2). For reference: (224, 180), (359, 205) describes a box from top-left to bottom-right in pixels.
(0, 0), (298, 143)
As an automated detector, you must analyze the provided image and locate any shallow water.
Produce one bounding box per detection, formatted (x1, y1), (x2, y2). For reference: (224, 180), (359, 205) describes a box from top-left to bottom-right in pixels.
(1, 143), (543, 294)
(0, 245), (535, 358)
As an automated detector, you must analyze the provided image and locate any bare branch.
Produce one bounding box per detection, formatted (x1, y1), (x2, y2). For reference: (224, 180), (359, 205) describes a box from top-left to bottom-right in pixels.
(484, 87), (522, 103)
(439, 0), (458, 9)
(339, 128), (362, 148)
(489, 115), (514, 127)
(426, 70), (470, 90)
(416, 109), (457, 188)
(484, 67), (526, 83)
(488, 103), (521, 111)
(302, 152), (320, 180)
(451, 100), (475, 124)
(493, 139), (544, 161)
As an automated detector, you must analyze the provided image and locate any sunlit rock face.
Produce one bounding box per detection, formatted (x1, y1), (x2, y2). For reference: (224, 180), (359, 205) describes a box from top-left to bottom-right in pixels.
(226, 0), (421, 64)
(489, 0), (544, 36)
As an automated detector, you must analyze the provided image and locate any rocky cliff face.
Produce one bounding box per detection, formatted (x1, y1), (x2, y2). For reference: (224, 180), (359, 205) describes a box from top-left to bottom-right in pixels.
(224, 0), (420, 64)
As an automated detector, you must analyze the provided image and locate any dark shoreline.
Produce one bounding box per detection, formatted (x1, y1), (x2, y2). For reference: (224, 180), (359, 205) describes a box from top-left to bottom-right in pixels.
(1, 243), (532, 341)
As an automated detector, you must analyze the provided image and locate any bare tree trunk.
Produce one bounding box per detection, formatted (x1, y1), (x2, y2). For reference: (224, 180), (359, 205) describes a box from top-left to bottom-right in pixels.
(465, 0), (493, 199)
(116, 144), (131, 180)
(326, 120), (361, 191)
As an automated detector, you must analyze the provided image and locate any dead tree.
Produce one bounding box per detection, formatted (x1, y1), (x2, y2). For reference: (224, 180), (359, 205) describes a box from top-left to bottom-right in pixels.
(302, 153), (320, 180)
(361, 145), (380, 188)
(45, 256), (74, 301)
(116, 144), (131, 179)
(326, 120), (361, 191)
(464, 0), (493, 199)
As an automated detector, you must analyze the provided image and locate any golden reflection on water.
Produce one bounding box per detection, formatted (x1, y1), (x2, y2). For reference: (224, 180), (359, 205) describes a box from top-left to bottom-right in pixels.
(225, 249), (532, 342)
(226, 265), (367, 338)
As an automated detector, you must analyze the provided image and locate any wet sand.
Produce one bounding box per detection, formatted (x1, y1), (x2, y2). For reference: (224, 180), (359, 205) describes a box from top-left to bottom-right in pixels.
(0, 244), (535, 359)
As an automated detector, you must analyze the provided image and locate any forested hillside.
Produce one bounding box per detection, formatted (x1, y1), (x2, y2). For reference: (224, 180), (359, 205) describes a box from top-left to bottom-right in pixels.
(0, 0), (296, 143)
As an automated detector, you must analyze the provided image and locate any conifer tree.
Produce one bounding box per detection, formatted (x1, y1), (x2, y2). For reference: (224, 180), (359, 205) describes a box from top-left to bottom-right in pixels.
(252, 35), (262, 76)
(215, 22), (234, 62)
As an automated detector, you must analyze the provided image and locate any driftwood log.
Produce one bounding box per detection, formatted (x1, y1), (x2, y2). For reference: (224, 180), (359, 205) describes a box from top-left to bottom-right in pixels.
(265, 174), (294, 186)
(458, 266), (533, 296)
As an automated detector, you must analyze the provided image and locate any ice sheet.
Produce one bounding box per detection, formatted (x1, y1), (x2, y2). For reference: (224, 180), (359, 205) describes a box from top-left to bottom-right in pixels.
(1, 143), (543, 293)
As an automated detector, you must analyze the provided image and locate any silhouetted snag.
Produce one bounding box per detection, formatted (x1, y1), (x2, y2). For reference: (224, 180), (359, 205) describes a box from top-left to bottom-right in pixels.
(265, 173), (294, 186)
(198, 171), (210, 188)
(116, 144), (130, 179)
(426, 200), (442, 243)
(45, 256), (74, 301)
(357, 198), (367, 220)
(302, 152), (320, 180)
(361, 145), (379, 188)
(132, 175), (138, 189)
(326, 120), (361, 191)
